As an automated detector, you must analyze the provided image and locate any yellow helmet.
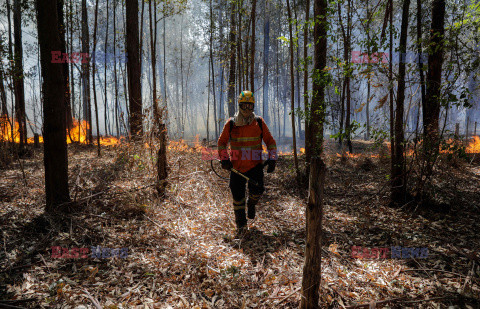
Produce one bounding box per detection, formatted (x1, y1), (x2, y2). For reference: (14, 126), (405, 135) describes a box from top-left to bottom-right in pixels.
(238, 90), (255, 104)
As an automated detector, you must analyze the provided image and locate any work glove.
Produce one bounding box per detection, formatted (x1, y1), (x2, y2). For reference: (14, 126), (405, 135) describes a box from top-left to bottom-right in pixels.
(265, 159), (276, 173)
(221, 159), (233, 171)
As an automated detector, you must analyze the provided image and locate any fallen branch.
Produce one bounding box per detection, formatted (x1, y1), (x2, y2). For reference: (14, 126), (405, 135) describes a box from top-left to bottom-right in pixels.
(273, 287), (301, 305)
(345, 298), (405, 308)
(144, 214), (179, 239)
(81, 289), (102, 309)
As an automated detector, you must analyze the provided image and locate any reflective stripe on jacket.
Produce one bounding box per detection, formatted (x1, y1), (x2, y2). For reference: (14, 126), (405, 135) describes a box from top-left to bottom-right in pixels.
(217, 116), (277, 173)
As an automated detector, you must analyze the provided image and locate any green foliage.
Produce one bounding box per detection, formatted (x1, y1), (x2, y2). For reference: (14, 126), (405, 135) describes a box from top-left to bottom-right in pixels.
(442, 87), (472, 109)
(370, 127), (389, 148)
(330, 120), (361, 140)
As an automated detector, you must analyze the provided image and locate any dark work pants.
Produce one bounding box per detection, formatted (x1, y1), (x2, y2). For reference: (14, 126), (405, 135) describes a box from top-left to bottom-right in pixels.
(229, 163), (265, 210)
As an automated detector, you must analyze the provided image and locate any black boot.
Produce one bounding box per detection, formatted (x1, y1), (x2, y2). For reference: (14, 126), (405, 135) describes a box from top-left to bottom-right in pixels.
(247, 194), (261, 219)
(234, 209), (247, 237)
(247, 201), (256, 219)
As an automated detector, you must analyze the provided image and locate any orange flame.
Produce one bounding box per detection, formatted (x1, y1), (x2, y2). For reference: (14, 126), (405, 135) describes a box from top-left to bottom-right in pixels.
(467, 136), (480, 153)
(0, 116), (20, 143)
(0, 117), (120, 146)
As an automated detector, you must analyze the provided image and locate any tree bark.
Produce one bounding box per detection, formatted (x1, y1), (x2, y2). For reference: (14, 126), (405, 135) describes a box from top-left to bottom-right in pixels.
(104, 0), (109, 136)
(250, 0), (257, 92)
(36, 0), (71, 212)
(57, 0), (74, 132)
(300, 1), (327, 306)
(391, 0), (410, 205)
(126, 0), (143, 137)
(417, 0), (426, 121)
(92, 0), (101, 156)
(149, 0), (158, 126)
(262, 0), (270, 126)
(423, 0), (446, 175)
(13, 0), (27, 147)
(114, 0), (120, 137)
(286, 0), (299, 177)
(304, 0), (311, 168)
(389, 0), (395, 176)
(227, 3), (237, 118)
(81, 0), (92, 144)
(209, 0), (218, 139)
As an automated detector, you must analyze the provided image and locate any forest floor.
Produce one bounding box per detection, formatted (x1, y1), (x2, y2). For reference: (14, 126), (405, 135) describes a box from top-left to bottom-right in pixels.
(0, 140), (479, 308)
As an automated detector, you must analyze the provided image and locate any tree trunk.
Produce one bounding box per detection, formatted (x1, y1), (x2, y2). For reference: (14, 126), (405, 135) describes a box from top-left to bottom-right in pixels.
(345, 0), (352, 152)
(417, 0), (426, 122)
(294, 0), (302, 140)
(113, 0), (120, 137)
(69, 0), (75, 125)
(227, 3), (237, 118)
(92, 0), (101, 156)
(126, 0), (143, 137)
(389, 0), (395, 176)
(57, 0), (73, 133)
(423, 0), (446, 176)
(304, 0), (311, 168)
(104, 0), (109, 136)
(36, 0), (71, 211)
(81, 0), (92, 144)
(0, 64), (8, 117)
(13, 0), (27, 147)
(286, 0), (299, 176)
(262, 0), (270, 126)
(300, 1), (327, 305)
(250, 0), (257, 92)
(157, 123), (168, 194)
(209, 0), (218, 139)
(149, 0), (158, 126)
(391, 0), (410, 205)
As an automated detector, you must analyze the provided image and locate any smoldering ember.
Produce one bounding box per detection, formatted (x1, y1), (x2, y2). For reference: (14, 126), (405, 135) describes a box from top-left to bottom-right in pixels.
(0, 0), (479, 308)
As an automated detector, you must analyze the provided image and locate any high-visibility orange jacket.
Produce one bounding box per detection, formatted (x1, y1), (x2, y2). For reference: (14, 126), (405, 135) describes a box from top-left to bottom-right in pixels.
(218, 117), (277, 173)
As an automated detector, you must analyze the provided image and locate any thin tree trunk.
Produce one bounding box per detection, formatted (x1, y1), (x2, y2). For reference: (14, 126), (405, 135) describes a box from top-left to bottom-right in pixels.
(263, 0), (270, 125)
(300, 1), (327, 304)
(389, 0), (395, 174)
(92, 0), (101, 156)
(365, 0), (371, 140)
(417, 0), (426, 120)
(81, 0), (92, 144)
(180, 17), (185, 137)
(294, 0), (302, 139)
(227, 3), (237, 118)
(139, 0), (145, 77)
(104, 0), (109, 136)
(345, 0), (352, 152)
(423, 0), (446, 177)
(392, 0), (410, 205)
(57, 0), (73, 133)
(304, 0), (311, 166)
(13, 0), (27, 147)
(36, 0), (71, 211)
(114, 0), (120, 137)
(126, 0), (143, 137)
(163, 17), (167, 116)
(149, 0), (158, 126)
(69, 0), (75, 123)
(6, 0), (15, 143)
(209, 0), (218, 139)
(250, 0), (257, 92)
(286, 0), (299, 176)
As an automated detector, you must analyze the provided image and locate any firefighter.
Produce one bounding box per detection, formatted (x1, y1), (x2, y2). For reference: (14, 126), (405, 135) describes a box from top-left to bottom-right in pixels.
(217, 90), (277, 236)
